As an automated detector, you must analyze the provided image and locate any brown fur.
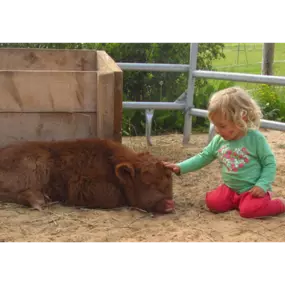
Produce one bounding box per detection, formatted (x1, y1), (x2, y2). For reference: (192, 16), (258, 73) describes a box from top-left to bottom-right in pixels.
(0, 138), (174, 213)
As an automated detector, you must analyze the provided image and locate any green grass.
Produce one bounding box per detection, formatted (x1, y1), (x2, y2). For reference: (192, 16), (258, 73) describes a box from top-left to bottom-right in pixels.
(211, 43), (285, 90)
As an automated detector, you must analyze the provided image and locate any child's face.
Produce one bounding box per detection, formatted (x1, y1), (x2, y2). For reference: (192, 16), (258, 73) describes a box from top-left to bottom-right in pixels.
(210, 112), (244, 141)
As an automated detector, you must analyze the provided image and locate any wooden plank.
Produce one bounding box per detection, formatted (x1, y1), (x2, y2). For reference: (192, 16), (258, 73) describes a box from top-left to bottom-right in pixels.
(96, 72), (115, 140)
(97, 51), (123, 142)
(0, 113), (97, 147)
(96, 51), (122, 72)
(113, 71), (123, 142)
(0, 48), (97, 71)
(0, 71), (98, 112)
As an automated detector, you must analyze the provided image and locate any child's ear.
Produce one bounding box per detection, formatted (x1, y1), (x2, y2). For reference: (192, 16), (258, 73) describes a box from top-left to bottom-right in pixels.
(241, 110), (248, 122)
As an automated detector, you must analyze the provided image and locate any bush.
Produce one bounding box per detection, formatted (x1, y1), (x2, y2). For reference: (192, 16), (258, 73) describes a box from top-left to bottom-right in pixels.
(250, 84), (285, 122)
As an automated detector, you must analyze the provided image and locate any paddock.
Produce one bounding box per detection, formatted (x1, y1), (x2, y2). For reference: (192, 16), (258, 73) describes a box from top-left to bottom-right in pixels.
(0, 44), (285, 242)
(0, 129), (284, 242)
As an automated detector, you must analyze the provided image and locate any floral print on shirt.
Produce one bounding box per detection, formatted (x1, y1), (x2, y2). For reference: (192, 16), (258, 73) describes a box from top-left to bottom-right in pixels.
(217, 145), (250, 172)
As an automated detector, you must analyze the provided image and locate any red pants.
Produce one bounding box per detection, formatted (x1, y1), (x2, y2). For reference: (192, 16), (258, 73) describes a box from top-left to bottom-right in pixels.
(206, 184), (285, 218)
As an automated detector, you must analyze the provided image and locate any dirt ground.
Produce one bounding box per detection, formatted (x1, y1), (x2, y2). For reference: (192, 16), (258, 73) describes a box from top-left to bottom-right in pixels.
(1, 129), (285, 242)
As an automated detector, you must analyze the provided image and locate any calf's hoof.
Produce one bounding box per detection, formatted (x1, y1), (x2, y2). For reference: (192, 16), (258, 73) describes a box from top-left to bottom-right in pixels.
(31, 204), (43, 211)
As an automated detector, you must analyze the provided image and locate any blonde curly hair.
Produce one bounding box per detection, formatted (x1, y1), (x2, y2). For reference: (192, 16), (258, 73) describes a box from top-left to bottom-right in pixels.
(208, 86), (263, 132)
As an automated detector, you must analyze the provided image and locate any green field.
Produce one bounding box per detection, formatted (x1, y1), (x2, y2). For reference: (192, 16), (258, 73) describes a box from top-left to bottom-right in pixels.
(211, 43), (285, 90)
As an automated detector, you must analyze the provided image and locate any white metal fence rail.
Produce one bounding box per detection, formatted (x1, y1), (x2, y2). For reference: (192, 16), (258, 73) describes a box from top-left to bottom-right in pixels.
(117, 43), (285, 145)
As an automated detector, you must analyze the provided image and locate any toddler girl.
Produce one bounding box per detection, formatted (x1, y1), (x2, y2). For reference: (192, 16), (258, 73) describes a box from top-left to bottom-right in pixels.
(164, 86), (285, 219)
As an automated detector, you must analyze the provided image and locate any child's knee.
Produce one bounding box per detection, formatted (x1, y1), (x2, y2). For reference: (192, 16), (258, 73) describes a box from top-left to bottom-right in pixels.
(206, 191), (228, 213)
(239, 198), (285, 219)
(239, 198), (269, 219)
(239, 206), (256, 218)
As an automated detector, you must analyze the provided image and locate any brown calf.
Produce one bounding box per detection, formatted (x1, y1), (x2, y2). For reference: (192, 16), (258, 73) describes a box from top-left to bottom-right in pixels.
(0, 138), (174, 213)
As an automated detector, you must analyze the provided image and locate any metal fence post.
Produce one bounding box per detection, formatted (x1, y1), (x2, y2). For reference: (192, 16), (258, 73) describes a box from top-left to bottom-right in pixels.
(182, 43), (199, 145)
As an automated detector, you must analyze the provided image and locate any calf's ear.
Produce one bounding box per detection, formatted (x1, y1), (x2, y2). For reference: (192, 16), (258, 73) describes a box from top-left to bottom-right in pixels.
(115, 162), (135, 184)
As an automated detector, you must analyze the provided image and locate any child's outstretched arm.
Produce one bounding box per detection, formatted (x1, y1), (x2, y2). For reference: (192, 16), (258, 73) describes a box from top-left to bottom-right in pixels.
(254, 134), (277, 192)
(164, 135), (219, 175)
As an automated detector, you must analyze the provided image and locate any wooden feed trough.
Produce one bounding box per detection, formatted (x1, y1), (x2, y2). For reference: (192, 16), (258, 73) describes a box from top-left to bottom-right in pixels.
(0, 48), (123, 146)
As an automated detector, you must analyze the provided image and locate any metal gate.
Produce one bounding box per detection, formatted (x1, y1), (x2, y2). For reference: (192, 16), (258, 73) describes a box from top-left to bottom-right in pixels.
(117, 43), (285, 145)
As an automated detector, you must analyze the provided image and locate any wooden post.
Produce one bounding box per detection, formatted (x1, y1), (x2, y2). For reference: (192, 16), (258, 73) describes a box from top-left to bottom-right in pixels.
(262, 43), (275, 75)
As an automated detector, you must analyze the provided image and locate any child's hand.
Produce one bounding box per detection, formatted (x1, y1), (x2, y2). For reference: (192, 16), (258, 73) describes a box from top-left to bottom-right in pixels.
(162, 162), (181, 175)
(249, 186), (266, 198)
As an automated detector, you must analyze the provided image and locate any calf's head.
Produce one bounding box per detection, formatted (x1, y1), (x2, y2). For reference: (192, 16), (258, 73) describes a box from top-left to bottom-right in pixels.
(115, 152), (174, 214)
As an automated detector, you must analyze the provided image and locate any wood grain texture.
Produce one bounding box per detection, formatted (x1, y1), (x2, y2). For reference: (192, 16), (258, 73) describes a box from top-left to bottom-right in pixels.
(0, 48), (97, 71)
(0, 71), (97, 112)
(0, 49), (122, 142)
(0, 113), (97, 147)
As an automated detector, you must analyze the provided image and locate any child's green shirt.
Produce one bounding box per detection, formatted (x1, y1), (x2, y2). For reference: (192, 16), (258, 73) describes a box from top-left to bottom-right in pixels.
(177, 129), (276, 194)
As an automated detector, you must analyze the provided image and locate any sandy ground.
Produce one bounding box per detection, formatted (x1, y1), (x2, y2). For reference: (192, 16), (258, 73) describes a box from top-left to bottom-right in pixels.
(0, 129), (285, 242)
